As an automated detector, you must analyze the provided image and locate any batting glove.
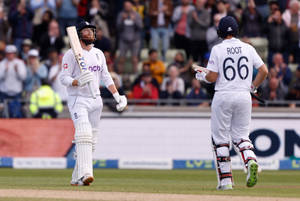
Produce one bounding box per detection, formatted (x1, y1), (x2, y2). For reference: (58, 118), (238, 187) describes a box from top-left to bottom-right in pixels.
(78, 71), (93, 87)
(250, 84), (257, 93)
(113, 92), (127, 112)
(195, 71), (211, 83)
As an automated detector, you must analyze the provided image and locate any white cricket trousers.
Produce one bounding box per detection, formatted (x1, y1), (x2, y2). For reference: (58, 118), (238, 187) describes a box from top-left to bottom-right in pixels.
(211, 91), (252, 145)
(67, 95), (103, 181)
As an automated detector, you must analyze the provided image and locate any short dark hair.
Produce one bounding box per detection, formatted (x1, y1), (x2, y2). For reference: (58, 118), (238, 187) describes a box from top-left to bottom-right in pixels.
(148, 49), (157, 55)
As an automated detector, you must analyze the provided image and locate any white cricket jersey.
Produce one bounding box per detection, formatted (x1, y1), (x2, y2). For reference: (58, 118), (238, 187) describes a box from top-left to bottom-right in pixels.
(60, 47), (114, 97)
(207, 38), (264, 92)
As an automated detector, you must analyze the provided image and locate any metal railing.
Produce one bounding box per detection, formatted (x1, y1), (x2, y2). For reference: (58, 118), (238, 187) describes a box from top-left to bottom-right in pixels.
(1, 98), (300, 118)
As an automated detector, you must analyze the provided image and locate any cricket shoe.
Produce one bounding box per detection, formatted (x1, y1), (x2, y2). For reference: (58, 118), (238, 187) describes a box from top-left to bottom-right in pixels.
(246, 160), (258, 187)
(217, 184), (233, 190)
(70, 175), (94, 186)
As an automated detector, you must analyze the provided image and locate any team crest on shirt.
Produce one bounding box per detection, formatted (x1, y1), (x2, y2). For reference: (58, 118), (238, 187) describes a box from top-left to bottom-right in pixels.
(63, 63), (68, 69)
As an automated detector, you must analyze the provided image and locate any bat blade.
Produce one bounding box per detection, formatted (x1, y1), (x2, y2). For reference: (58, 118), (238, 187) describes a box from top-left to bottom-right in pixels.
(192, 64), (209, 73)
(66, 26), (96, 99)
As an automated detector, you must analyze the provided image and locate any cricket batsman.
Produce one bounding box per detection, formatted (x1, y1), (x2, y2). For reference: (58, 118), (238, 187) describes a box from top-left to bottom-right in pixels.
(195, 16), (268, 190)
(60, 21), (127, 186)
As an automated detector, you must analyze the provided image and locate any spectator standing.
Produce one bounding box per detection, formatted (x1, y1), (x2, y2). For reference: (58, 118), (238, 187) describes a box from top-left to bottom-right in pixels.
(56, 0), (79, 35)
(24, 49), (48, 94)
(32, 10), (54, 45)
(206, 13), (222, 51)
(160, 65), (185, 102)
(240, 0), (263, 38)
(30, 0), (56, 25)
(132, 72), (159, 105)
(188, 0), (210, 63)
(0, 45), (27, 118)
(172, 0), (195, 59)
(116, 0), (143, 73)
(39, 19), (65, 60)
(88, 0), (110, 38)
(94, 27), (112, 53)
(48, 53), (67, 102)
(148, 49), (166, 85)
(0, 7), (9, 42)
(186, 78), (209, 106)
(266, 9), (289, 66)
(149, 0), (173, 61)
(282, 0), (300, 63)
(8, 1), (34, 51)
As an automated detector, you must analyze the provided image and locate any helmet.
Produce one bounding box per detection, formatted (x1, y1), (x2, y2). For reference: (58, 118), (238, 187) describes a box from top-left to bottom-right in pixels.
(76, 21), (96, 45)
(217, 16), (238, 39)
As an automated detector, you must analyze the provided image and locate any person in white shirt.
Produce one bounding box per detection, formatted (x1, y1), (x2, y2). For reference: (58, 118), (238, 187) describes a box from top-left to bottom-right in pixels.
(0, 45), (26, 117)
(195, 16), (268, 190)
(60, 21), (127, 186)
(48, 52), (67, 101)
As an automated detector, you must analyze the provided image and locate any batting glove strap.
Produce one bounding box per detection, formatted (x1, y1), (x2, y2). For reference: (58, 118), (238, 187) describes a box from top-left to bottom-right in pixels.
(195, 71), (211, 83)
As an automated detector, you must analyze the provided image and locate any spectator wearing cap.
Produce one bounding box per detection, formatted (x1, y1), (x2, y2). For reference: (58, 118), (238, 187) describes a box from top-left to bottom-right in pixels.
(8, 1), (34, 52)
(172, 0), (195, 59)
(24, 49), (48, 94)
(39, 19), (65, 60)
(188, 0), (210, 63)
(160, 65), (185, 103)
(149, 0), (173, 61)
(0, 45), (27, 118)
(132, 71), (159, 105)
(20, 39), (32, 62)
(116, 0), (143, 73)
(282, 0), (300, 63)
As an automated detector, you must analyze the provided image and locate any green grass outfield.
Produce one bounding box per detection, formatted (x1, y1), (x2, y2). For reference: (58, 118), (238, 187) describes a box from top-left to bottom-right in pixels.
(0, 169), (299, 198)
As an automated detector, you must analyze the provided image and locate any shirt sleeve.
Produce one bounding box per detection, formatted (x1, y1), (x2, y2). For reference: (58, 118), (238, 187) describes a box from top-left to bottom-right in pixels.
(100, 51), (114, 88)
(60, 50), (75, 87)
(206, 46), (219, 72)
(17, 60), (27, 81)
(251, 46), (264, 69)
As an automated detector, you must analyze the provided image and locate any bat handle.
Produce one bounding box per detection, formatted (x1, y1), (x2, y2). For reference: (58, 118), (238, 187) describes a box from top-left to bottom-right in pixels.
(88, 82), (96, 99)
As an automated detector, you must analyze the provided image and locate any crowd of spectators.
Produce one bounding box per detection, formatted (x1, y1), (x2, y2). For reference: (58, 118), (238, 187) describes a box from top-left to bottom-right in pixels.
(0, 0), (300, 117)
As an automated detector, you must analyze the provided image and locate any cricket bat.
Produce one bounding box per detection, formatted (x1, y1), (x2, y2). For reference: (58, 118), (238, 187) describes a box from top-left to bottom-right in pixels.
(192, 64), (209, 73)
(66, 26), (96, 99)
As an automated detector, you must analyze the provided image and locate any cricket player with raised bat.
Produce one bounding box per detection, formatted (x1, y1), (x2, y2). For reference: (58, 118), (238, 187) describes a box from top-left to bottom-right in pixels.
(60, 21), (127, 186)
(195, 16), (268, 190)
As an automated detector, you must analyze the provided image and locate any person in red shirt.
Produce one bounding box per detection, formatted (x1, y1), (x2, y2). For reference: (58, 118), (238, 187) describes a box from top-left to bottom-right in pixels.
(132, 72), (159, 105)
